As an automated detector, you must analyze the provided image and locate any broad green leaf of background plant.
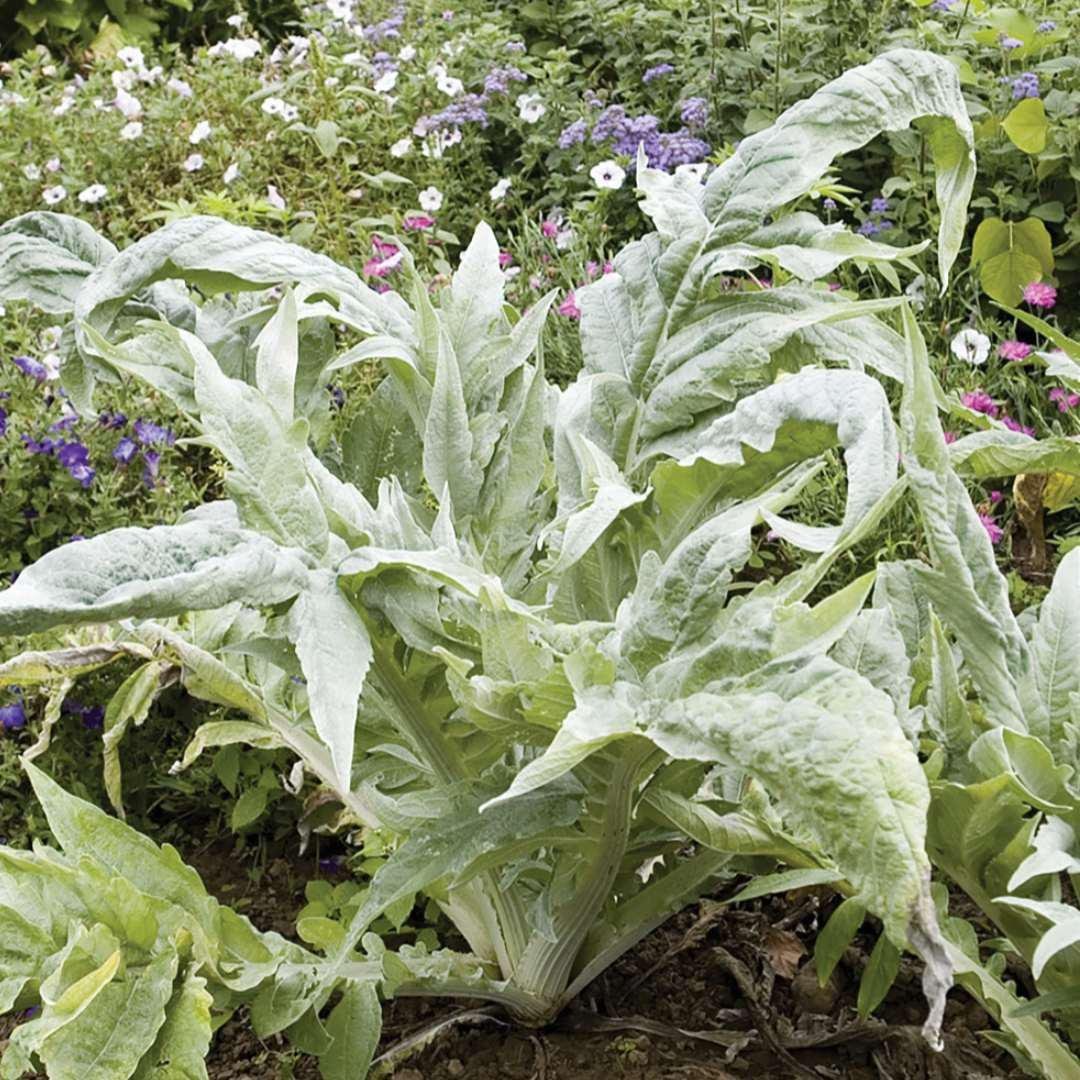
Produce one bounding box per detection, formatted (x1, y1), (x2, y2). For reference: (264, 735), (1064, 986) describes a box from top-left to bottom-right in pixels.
(1002, 98), (1049, 154)
(971, 217), (1053, 304)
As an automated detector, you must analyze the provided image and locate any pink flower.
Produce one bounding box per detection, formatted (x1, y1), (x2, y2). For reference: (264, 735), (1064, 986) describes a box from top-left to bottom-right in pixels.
(979, 512), (1004, 545)
(961, 390), (998, 417)
(403, 213), (435, 230)
(1002, 415), (1035, 438)
(602, 261), (614, 274)
(363, 237), (403, 278)
(1049, 387), (1080, 413)
(557, 290), (581, 319)
(943, 431), (958, 444)
(498, 250), (513, 268)
(990, 489), (1003, 504)
(1023, 281), (1057, 309)
(585, 260), (599, 279)
(540, 218), (559, 239)
(998, 339), (1033, 361)
(827, 281), (842, 292)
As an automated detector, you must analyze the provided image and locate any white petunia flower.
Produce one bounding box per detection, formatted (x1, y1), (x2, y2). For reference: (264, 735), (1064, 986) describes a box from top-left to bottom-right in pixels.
(114, 86), (142, 118)
(675, 161), (708, 183)
(374, 70), (398, 93)
(262, 96), (285, 116)
(327, 0), (353, 18)
(223, 162), (240, 184)
(208, 38), (262, 61)
(389, 136), (413, 157)
(324, 76), (340, 88)
(45, 157), (60, 173)
(119, 120), (143, 140)
(167, 77), (193, 98)
(399, 45), (416, 61)
(280, 103), (299, 122)
(436, 73), (463, 96)
(184, 153), (204, 172)
(42, 185), (66, 205)
(419, 185), (443, 211)
(226, 13), (245, 28)
(77, 183), (107, 204)
(23, 163), (41, 181)
(53, 97), (75, 116)
(189, 120), (212, 144)
(589, 160), (625, 190)
(117, 45), (145, 70)
(490, 177), (512, 202)
(266, 184), (286, 210)
(516, 93), (545, 123)
(950, 327), (991, 366)
(111, 69), (136, 91)
(138, 65), (163, 84)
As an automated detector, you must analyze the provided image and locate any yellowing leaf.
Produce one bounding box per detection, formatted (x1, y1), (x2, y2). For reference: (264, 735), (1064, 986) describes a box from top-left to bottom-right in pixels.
(1002, 98), (1049, 154)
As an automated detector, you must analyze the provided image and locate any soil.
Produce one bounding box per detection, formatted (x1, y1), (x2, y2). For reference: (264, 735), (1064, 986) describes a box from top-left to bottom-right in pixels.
(1, 842), (1034, 1079)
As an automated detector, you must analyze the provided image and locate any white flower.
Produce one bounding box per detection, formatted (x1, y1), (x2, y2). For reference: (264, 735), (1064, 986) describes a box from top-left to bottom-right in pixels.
(117, 45), (145, 70)
(266, 184), (286, 210)
(208, 38), (262, 61)
(23, 163), (41, 181)
(589, 160), (625, 190)
(114, 86), (142, 118)
(374, 70), (398, 93)
(419, 185), (444, 212)
(119, 120), (143, 141)
(42, 64), (56, 77)
(53, 97), (75, 116)
(950, 327), (991, 366)
(675, 161), (708, 183)
(324, 76), (340, 88)
(223, 162), (240, 184)
(262, 96), (285, 116)
(189, 120), (212, 144)
(111, 69), (136, 91)
(280, 103), (299, 122)
(428, 61), (447, 77)
(77, 183), (107, 204)
(436, 73), (463, 96)
(389, 136), (413, 157)
(42, 185), (66, 205)
(555, 227), (574, 250)
(40, 326), (62, 351)
(490, 177), (512, 202)
(167, 77), (193, 98)
(399, 45), (416, 61)
(516, 93), (545, 123)
(41, 353), (61, 380)
(138, 65), (163, 85)
(226, 13), (245, 28)
(904, 273), (927, 311)
(421, 129), (461, 158)
(45, 157), (60, 173)
(327, 0), (353, 18)
(184, 153), (204, 172)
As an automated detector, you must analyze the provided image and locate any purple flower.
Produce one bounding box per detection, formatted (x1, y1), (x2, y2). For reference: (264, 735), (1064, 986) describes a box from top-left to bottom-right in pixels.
(133, 419), (176, 446)
(962, 390), (999, 417)
(427, 93), (488, 129)
(1038, 20), (1056, 32)
(0, 702), (26, 731)
(61, 697), (85, 716)
(12, 355), (47, 382)
(483, 65), (527, 96)
(142, 449), (161, 489)
(99, 411), (128, 429)
(858, 220), (882, 237)
(49, 413), (79, 433)
(328, 385), (346, 408)
(1002, 415), (1035, 438)
(870, 196), (889, 214)
(81, 705), (105, 730)
(1000, 34), (1023, 50)
(930, 0), (955, 11)
(558, 118), (588, 149)
(822, 197), (836, 210)
(505, 41), (526, 53)
(57, 441), (89, 469)
(113, 436), (138, 464)
(0, 408), (6, 437)
(21, 434), (58, 455)
(1049, 387), (1080, 413)
(979, 512), (1004, 545)
(319, 854), (347, 875)
(1011, 72), (1039, 99)
(680, 96), (709, 130)
(372, 51), (397, 76)
(361, 5), (404, 41)
(642, 63), (675, 84)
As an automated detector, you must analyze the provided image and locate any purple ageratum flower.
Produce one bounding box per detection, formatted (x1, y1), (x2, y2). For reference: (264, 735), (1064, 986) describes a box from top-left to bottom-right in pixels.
(483, 66), (527, 96)
(505, 41), (526, 53)
(1000, 34), (1023, 49)
(870, 196), (889, 214)
(0, 408), (6, 437)
(1012, 72), (1039, 99)
(649, 129), (709, 171)
(642, 63), (675, 84)
(930, 0), (956, 11)
(372, 51), (398, 76)
(962, 390), (999, 417)
(133, 419), (176, 447)
(822, 197), (837, 210)
(12, 355), (48, 382)
(558, 118), (588, 149)
(428, 94), (488, 130)
(591, 104), (628, 143)
(998, 340), (1033, 361)
(113, 436), (138, 464)
(858, 220), (882, 237)
(680, 96), (709, 130)
(361, 5), (404, 41)
(1038, 20), (1056, 32)
(0, 702), (26, 730)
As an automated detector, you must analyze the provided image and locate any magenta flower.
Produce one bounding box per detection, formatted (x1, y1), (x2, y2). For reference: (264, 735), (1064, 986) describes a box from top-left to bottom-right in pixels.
(1002, 415), (1035, 437)
(363, 237), (403, 278)
(961, 390), (998, 417)
(403, 213), (435, 231)
(1049, 387), (1080, 413)
(557, 290), (581, 319)
(979, 512), (1004, 545)
(1023, 281), (1057, 310)
(943, 431), (958, 444)
(498, 250), (513, 268)
(998, 340), (1033, 361)
(540, 218), (559, 239)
